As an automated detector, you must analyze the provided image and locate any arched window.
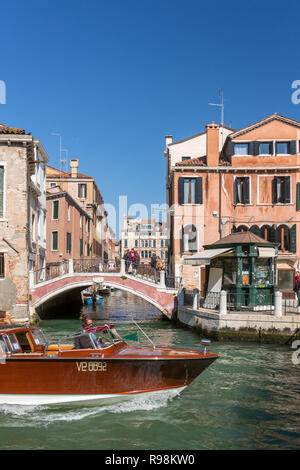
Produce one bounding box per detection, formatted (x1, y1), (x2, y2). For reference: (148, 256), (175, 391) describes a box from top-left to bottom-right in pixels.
(276, 225), (290, 252)
(261, 225), (274, 242)
(182, 225), (197, 252)
(236, 225), (249, 233)
(249, 225), (261, 237)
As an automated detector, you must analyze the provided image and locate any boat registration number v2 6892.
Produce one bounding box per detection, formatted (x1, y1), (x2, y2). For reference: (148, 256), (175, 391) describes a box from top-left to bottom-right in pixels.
(76, 362), (107, 372)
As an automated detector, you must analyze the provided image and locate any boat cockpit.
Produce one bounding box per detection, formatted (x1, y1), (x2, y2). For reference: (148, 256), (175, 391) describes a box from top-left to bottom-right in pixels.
(0, 325), (125, 358)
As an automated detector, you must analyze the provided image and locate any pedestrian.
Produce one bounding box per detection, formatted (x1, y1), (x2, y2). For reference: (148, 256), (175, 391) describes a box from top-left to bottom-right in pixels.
(294, 270), (300, 290)
(131, 249), (139, 273)
(156, 256), (163, 272)
(124, 250), (131, 273)
(295, 275), (300, 307)
(150, 253), (157, 270)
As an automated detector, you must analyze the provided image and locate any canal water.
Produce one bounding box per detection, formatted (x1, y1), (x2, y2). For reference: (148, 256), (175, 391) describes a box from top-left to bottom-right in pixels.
(0, 290), (299, 450)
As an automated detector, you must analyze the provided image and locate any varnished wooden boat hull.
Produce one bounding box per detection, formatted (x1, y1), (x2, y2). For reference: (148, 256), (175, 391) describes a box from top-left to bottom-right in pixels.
(0, 356), (216, 405)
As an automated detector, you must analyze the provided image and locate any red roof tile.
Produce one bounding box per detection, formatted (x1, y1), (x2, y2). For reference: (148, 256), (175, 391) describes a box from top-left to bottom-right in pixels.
(0, 123), (27, 134)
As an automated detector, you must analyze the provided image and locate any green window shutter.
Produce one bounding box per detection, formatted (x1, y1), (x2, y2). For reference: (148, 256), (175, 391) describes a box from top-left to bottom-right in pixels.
(290, 225), (297, 253)
(290, 141), (296, 154)
(296, 183), (300, 210)
(272, 177), (278, 204)
(0, 167), (3, 218)
(53, 200), (59, 219)
(195, 177), (203, 204)
(80, 238), (83, 256)
(52, 231), (58, 250)
(283, 176), (291, 203)
(178, 178), (184, 205)
(228, 141), (235, 155)
(66, 232), (71, 253)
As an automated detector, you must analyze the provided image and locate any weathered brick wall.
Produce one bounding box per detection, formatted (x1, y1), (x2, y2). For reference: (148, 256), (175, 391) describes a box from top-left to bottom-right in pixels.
(0, 143), (29, 323)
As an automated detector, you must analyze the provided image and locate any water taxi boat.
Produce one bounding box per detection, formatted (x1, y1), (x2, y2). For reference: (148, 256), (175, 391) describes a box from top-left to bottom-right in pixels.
(0, 325), (218, 406)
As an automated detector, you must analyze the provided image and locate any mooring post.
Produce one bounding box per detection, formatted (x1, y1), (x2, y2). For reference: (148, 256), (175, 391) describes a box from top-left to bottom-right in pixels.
(219, 290), (227, 315)
(193, 288), (199, 310)
(274, 291), (283, 317)
(69, 258), (74, 274)
(160, 270), (166, 289)
(120, 259), (126, 276)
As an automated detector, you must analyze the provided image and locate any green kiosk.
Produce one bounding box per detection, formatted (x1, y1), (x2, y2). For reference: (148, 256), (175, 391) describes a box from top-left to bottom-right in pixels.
(185, 232), (278, 310)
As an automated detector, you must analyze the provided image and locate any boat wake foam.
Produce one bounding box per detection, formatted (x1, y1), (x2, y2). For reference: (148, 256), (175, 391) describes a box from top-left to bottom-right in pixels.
(0, 387), (185, 425)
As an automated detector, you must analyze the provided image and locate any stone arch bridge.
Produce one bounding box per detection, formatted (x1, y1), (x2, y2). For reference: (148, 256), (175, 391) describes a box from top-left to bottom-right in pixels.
(30, 259), (180, 319)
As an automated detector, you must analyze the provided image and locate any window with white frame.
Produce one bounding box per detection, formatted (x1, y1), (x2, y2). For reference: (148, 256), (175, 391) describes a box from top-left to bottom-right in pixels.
(234, 177), (250, 205)
(234, 143), (248, 155)
(182, 225), (197, 252)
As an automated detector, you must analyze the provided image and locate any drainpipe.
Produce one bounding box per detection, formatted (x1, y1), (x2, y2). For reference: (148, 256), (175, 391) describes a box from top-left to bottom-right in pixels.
(219, 170), (222, 238)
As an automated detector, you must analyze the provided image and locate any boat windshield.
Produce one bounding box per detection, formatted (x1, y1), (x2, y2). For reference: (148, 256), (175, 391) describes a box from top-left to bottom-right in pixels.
(31, 329), (49, 347)
(58, 325), (123, 351)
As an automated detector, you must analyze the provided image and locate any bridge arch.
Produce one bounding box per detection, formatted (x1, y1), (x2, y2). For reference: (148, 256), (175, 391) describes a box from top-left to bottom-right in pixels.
(33, 280), (167, 314)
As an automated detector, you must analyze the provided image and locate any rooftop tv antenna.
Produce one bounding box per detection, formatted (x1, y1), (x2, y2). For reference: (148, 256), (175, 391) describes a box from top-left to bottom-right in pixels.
(208, 88), (225, 148)
(52, 133), (68, 180)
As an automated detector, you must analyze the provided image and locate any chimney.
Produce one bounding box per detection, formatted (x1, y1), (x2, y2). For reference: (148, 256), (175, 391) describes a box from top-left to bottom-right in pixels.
(70, 159), (79, 178)
(206, 122), (220, 167)
(165, 135), (173, 150)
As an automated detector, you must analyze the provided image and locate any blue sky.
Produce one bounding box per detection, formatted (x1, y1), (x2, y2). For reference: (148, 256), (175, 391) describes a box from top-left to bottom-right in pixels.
(1, 0), (300, 237)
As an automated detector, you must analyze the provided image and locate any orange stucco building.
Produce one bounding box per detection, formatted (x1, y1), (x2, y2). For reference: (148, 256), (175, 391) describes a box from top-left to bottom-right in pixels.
(166, 113), (300, 295)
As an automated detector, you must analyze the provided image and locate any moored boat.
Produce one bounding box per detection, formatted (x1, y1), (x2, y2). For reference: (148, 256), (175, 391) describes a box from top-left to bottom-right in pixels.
(0, 325), (218, 406)
(82, 289), (103, 305)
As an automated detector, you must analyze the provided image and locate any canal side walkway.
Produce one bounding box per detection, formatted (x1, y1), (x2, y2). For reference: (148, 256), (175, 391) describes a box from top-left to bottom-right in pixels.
(176, 290), (300, 343)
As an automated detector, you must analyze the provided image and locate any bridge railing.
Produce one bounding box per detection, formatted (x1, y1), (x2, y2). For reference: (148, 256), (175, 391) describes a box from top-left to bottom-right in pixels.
(32, 257), (179, 290)
(34, 261), (69, 285)
(73, 258), (120, 274)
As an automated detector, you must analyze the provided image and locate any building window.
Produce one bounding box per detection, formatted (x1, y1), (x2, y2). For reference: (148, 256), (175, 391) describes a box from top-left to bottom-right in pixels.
(182, 156), (191, 161)
(124, 239), (128, 248)
(66, 232), (72, 253)
(277, 225), (291, 252)
(78, 183), (87, 198)
(259, 142), (272, 155)
(234, 143), (248, 155)
(135, 240), (138, 248)
(278, 270), (294, 291)
(52, 200), (59, 219)
(52, 231), (58, 251)
(50, 183), (56, 188)
(80, 238), (83, 256)
(261, 225), (275, 242)
(272, 176), (290, 204)
(276, 142), (289, 154)
(0, 253), (4, 278)
(178, 177), (203, 205)
(67, 203), (71, 221)
(235, 225), (249, 233)
(234, 177), (250, 205)
(182, 224), (197, 252)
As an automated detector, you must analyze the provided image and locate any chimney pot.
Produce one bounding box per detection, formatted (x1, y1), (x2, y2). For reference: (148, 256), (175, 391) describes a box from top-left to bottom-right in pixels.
(70, 158), (79, 178)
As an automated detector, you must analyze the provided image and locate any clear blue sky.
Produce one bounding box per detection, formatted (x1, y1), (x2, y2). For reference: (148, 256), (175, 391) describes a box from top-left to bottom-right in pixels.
(1, 0), (300, 237)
